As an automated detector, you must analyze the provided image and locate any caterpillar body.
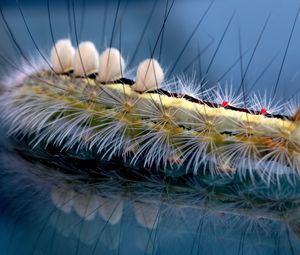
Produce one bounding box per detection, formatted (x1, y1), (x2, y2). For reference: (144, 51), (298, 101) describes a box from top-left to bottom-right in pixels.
(2, 39), (300, 184)
(1, 1), (300, 254)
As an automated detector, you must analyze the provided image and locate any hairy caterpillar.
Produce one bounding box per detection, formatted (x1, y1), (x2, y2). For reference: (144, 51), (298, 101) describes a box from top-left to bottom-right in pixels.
(1, 0), (300, 254)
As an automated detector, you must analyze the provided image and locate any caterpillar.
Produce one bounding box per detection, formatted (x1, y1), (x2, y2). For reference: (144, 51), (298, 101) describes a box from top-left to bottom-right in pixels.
(3, 38), (300, 182)
(1, 0), (300, 254)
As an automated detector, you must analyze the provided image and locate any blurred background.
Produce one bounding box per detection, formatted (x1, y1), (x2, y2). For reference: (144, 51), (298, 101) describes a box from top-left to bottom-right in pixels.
(1, 0), (300, 254)
(1, 0), (300, 100)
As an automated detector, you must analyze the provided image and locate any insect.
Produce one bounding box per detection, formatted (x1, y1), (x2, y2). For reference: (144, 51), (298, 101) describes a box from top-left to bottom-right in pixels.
(0, 0), (300, 254)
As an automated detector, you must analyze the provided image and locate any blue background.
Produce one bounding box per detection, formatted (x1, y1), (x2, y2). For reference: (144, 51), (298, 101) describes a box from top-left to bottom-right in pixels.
(1, 0), (300, 254)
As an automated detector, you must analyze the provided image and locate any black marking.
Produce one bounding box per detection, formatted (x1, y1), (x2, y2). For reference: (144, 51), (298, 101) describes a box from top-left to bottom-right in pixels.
(112, 77), (135, 85)
(87, 73), (97, 79)
(147, 88), (291, 120)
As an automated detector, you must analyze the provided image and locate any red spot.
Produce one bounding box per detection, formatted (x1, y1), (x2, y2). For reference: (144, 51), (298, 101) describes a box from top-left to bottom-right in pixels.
(221, 101), (229, 107)
(260, 108), (268, 115)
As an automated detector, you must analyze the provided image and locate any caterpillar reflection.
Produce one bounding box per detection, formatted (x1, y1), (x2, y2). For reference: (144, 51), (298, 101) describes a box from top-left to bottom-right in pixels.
(1, 0), (300, 255)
